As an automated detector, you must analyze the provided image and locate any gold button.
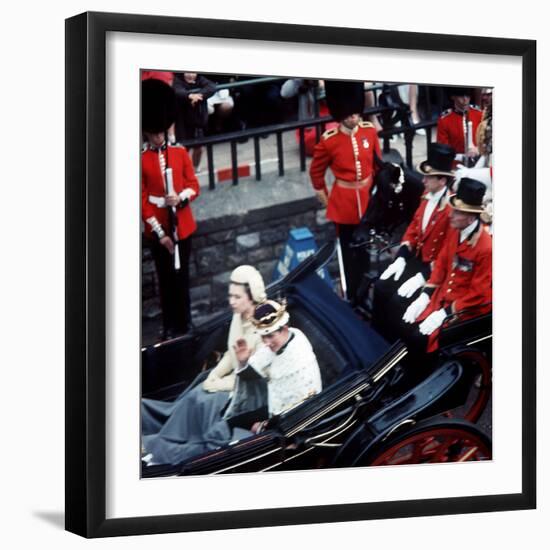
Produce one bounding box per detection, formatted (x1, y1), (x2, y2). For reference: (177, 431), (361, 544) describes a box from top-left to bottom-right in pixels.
(447, 289), (452, 293)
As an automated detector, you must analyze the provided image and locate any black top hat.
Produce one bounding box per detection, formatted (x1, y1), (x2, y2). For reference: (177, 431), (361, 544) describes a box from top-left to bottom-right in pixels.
(324, 80), (365, 122)
(142, 78), (176, 133)
(417, 143), (456, 177)
(449, 177), (486, 213)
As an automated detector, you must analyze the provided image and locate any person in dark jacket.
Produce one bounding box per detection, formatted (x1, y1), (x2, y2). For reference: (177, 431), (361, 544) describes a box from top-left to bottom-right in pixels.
(173, 72), (217, 169)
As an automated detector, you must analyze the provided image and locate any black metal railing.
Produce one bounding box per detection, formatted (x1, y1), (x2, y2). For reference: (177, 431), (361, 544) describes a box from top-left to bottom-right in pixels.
(178, 79), (440, 189)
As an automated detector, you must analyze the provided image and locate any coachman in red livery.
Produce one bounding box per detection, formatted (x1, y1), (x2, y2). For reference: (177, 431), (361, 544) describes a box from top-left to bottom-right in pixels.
(372, 143), (456, 340)
(401, 177), (492, 354)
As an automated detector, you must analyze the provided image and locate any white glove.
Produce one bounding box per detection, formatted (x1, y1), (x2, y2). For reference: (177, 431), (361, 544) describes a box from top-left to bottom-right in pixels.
(202, 374), (234, 393)
(179, 188), (197, 202)
(402, 292), (430, 324)
(380, 256), (406, 281)
(419, 308), (447, 335)
(397, 272), (426, 298)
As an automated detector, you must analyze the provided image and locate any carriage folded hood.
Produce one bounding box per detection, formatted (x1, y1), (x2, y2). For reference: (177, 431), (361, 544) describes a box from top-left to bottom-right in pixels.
(288, 272), (390, 376)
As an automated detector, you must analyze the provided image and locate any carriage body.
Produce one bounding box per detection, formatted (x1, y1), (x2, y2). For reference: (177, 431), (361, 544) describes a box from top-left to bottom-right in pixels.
(141, 242), (492, 478)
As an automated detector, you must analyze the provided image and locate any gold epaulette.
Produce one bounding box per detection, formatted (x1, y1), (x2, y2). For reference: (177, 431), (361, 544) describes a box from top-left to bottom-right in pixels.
(359, 120), (374, 128)
(322, 128), (339, 140)
(470, 104), (482, 111)
(440, 108), (452, 118)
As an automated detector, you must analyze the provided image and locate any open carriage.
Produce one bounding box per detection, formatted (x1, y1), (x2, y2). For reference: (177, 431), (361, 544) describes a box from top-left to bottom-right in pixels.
(141, 240), (492, 478)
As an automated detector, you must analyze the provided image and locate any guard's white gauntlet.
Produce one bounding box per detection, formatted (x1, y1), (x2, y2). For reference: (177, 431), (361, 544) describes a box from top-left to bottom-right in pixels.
(179, 188), (197, 203)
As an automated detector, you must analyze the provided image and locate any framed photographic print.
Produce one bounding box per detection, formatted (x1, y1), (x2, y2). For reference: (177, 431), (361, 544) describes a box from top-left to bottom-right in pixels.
(65, 11), (536, 538)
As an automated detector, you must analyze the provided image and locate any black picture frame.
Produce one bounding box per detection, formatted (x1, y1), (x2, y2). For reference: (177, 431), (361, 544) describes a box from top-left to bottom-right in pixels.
(65, 11), (536, 538)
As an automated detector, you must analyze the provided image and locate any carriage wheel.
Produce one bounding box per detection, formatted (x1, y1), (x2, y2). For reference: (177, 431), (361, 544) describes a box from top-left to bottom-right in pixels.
(447, 349), (492, 423)
(364, 418), (491, 466)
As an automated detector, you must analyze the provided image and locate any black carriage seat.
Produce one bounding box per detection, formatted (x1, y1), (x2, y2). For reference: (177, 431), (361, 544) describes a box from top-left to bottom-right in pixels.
(367, 360), (463, 435)
(142, 318), (230, 400)
(439, 308), (492, 350)
(287, 307), (350, 388)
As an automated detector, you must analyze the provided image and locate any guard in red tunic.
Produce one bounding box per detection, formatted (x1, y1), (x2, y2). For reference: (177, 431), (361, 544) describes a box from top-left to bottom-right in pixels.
(372, 143), (455, 341)
(401, 177), (492, 354)
(437, 87), (482, 167)
(310, 80), (382, 299)
(142, 79), (200, 339)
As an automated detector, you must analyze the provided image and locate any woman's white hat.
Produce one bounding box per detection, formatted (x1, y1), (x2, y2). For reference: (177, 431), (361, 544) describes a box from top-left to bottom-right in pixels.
(230, 265), (267, 303)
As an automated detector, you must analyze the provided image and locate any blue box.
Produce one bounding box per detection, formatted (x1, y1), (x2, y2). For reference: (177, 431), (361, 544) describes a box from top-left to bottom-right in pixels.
(272, 227), (332, 286)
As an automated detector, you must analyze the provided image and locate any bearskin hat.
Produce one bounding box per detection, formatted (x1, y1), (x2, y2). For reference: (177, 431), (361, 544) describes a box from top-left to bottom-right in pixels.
(142, 78), (176, 133)
(324, 80), (365, 122)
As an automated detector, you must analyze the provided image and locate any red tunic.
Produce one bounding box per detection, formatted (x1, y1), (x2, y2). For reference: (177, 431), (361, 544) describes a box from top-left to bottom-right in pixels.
(297, 103), (338, 157)
(141, 144), (200, 240)
(401, 192), (452, 264)
(310, 121), (381, 225)
(300, 121), (339, 157)
(419, 224), (492, 352)
(436, 106), (483, 155)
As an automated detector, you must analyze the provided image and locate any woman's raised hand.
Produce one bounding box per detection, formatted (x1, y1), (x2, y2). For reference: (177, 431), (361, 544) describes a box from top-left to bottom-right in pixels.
(234, 338), (251, 366)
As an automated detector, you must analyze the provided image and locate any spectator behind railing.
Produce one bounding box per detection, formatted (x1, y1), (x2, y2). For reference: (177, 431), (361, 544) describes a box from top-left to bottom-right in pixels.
(397, 84), (425, 135)
(363, 82), (384, 133)
(280, 79), (337, 157)
(174, 72), (217, 170)
(233, 77), (285, 132)
(201, 73), (237, 134)
(281, 78), (324, 120)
